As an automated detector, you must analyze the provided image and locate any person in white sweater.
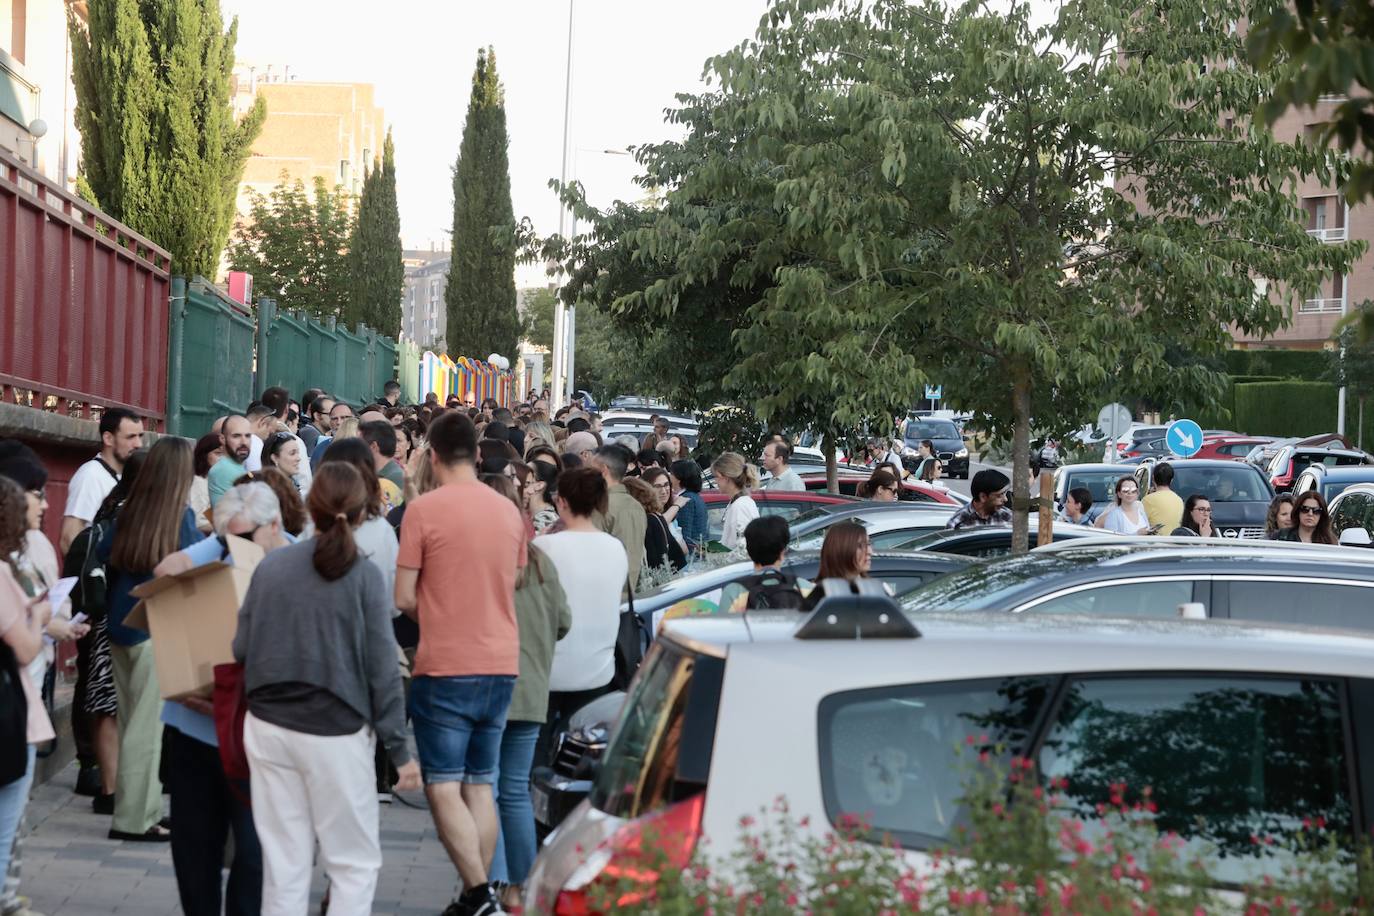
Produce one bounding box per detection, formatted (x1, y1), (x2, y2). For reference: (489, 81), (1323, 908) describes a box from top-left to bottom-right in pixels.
(532, 467), (627, 761)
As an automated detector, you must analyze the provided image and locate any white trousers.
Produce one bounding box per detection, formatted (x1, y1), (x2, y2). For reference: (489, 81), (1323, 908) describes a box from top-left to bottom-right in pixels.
(244, 711), (381, 916)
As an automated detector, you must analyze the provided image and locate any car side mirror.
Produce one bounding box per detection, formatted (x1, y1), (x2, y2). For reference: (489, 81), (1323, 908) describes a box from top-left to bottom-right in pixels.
(1339, 528), (1372, 548)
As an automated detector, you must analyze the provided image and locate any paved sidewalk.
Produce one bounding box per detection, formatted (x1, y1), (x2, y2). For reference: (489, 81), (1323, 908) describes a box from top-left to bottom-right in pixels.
(20, 762), (459, 916)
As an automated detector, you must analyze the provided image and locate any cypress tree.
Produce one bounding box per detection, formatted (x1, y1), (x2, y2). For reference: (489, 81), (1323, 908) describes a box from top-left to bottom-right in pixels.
(345, 128), (404, 333)
(69, 0), (265, 277)
(445, 47), (520, 360)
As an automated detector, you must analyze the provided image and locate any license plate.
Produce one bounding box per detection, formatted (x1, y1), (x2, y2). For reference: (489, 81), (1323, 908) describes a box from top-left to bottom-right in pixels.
(532, 783), (550, 824)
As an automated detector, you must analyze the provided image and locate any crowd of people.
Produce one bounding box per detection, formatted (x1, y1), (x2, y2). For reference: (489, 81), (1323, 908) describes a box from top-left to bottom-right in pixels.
(0, 382), (768, 916)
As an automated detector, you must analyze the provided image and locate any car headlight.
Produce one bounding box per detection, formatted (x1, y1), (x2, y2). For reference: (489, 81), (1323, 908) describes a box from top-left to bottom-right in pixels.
(956, 448), (968, 458)
(902, 446), (918, 457)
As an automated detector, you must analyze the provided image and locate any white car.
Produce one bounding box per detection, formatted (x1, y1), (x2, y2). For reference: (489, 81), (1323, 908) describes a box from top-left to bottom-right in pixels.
(527, 605), (1374, 911)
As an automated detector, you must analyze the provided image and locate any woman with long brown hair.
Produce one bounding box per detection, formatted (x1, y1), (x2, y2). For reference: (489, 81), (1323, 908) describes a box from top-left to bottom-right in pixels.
(100, 436), (205, 842)
(801, 521), (877, 611)
(1278, 490), (1337, 544)
(234, 462), (419, 914)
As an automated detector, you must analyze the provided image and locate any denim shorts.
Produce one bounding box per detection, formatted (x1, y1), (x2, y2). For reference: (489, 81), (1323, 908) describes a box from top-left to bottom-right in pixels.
(410, 675), (515, 785)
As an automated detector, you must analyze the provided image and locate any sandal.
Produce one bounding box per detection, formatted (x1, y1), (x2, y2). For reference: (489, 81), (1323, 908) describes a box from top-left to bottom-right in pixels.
(108, 825), (171, 843)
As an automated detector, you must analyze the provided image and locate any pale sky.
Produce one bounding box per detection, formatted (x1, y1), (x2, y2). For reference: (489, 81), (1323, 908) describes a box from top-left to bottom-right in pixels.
(221, 1), (772, 286)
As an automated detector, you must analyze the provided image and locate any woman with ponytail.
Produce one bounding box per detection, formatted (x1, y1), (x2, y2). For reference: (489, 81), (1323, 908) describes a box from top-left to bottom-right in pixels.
(232, 462), (420, 915)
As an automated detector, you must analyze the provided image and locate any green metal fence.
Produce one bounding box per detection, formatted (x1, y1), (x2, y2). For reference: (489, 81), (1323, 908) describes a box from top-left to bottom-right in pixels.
(167, 279), (403, 437)
(167, 278), (255, 437)
(397, 338), (421, 405)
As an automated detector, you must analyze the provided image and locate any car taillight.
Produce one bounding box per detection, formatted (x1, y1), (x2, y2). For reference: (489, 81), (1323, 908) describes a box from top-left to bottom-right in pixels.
(553, 794), (706, 915)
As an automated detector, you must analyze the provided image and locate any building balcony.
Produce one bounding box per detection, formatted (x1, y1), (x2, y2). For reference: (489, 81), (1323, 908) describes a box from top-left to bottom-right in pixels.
(1307, 226), (1347, 242)
(1300, 297), (1343, 314)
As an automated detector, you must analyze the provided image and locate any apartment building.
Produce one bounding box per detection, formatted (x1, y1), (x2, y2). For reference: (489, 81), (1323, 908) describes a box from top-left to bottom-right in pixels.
(0, 0), (83, 187)
(402, 249), (449, 349)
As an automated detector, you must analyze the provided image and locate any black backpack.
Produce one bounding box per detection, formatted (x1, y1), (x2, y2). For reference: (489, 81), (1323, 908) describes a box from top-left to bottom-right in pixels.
(741, 570), (806, 611)
(0, 640), (28, 785)
(62, 514), (115, 621)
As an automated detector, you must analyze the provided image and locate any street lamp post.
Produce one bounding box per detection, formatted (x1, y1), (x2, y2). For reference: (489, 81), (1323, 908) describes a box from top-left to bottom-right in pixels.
(552, 0), (575, 409)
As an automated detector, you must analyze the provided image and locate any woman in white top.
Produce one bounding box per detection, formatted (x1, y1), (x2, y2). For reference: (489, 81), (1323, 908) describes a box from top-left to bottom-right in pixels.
(533, 468), (628, 757)
(712, 452), (759, 554)
(1095, 475), (1154, 535)
(318, 440), (398, 602)
(190, 433), (224, 533)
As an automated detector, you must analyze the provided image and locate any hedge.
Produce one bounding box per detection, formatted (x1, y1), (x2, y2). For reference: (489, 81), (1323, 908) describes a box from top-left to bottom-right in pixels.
(1223, 348), (1329, 381)
(1232, 382), (1338, 438)
(1194, 376), (1282, 429)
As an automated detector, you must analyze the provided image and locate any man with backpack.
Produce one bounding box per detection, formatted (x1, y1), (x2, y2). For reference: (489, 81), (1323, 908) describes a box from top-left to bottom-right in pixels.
(59, 407), (143, 801)
(723, 516), (806, 612)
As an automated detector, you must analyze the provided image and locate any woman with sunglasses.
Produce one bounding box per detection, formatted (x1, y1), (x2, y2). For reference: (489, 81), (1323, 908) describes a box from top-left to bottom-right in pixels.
(1277, 491), (1336, 544)
(1170, 494), (1219, 537)
(858, 467), (901, 502)
(1094, 475), (1154, 535)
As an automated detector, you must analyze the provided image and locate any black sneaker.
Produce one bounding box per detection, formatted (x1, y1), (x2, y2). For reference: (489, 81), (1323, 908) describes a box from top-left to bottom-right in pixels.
(74, 765), (102, 797)
(443, 884), (505, 916)
(92, 793), (114, 815)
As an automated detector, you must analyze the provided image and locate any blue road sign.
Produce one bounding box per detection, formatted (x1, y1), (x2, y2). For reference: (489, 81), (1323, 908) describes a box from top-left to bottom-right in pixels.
(924, 385), (943, 400)
(1166, 419), (1203, 459)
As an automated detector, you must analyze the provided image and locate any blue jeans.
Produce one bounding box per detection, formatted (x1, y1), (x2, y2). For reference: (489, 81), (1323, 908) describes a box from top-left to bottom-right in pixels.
(0, 746), (36, 886)
(488, 720), (541, 886)
(410, 675), (515, 785)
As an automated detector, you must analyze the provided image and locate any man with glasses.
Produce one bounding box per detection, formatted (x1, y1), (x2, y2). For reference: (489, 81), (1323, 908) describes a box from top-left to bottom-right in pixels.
(946, 469), (1012, 529)
(309, 401), (356, 472)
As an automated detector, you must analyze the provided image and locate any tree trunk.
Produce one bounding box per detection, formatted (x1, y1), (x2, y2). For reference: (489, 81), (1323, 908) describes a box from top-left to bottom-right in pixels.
(1011, 374), (1032, 554)
(824, 431), (838, 494)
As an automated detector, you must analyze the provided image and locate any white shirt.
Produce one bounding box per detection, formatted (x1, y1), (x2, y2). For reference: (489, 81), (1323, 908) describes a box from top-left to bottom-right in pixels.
(245, 434), (264, 472)
(1100, 502), (1149, 535)
(63, 456), (118, 523)
(535, 529), (628, 692)
(353, 515), (399, 613)
(721, 493), (760, 553)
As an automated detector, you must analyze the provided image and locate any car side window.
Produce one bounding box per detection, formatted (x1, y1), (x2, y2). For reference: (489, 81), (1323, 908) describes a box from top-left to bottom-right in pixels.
(1228, 580), (1374, 631)
(759, 504), (805, 523)
(818, 676), (1054, 847)
(1039, 675), (1351, 885)
(1021, 580), (1194, 618)
(874, 573), (937, 597)
(871, 529), (928, 550)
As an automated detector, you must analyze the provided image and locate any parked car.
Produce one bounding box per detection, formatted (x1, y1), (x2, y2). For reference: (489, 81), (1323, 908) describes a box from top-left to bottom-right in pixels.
(527, 549), (978, 838)
(1291, 465), (1374, 504)
(1121, 436), (1173, 459)
(787, 503), (957, 550)
(600, 422), (700, 451)
(527, 605), (1374, 910)
(701, 490), (859, 544)
(1162, 459), (1274, 538)
(899, 417), (970, 478)
(1265, 445), (1373, 493)
(1194, 435), (1274, 462)
(886, 522), (1107, 556)
(1052, 463), (1150, 520)
(907, 538), (1374, 623)
(796, 469), (966, 505)
(1329, 483), (1374, 542)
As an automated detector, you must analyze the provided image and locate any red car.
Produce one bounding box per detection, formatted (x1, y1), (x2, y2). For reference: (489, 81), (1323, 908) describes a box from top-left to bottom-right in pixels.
(796, 471), (963, 505)
(701, 490), (858, 543)
(1193, 436), (1274, 462)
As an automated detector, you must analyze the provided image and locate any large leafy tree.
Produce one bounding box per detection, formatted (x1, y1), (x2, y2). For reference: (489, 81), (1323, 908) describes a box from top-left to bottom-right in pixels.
(69, 0), (265, 276)
(446, 47), (521, 360)
(226, 174), (354, 320)
(345, 129), (404, 334)
(559, 0), (1359, 548)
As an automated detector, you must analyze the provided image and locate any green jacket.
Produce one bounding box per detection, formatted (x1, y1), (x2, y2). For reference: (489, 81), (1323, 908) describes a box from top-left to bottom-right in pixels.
(509, 545), (572, 723)
(598, 483), (648, 595)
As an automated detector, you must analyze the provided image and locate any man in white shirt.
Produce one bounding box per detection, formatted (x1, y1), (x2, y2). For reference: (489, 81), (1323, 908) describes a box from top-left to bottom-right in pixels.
(60, 407), (144, 553)
(760, 441), (805, 491)
(243, 403), (277, 472)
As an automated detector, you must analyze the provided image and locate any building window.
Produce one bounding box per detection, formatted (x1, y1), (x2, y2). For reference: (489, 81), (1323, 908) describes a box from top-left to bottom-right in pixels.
(1, 0), (27, 64)
(1315, 201), (1328, 230)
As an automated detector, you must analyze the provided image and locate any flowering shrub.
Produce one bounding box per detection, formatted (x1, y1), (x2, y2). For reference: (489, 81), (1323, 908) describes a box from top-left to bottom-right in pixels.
(576, 750), (1373, 914)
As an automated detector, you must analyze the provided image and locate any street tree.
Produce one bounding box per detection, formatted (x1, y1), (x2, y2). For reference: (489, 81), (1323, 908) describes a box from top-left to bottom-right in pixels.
(588, 0), (1358, 550)
(69, 0), (265, 277)
(226, 174), (354, 320)
(346, 128), (404, 334)
(446, 47), (520, 361)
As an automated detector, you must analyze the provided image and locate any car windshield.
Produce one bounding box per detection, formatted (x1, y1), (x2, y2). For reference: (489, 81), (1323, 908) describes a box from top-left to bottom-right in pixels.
(904, 421), (960, 441)
(902, 551), (1115, 611)
(1065, 470), (1136, 507)
(1170, 465), (1268, 503)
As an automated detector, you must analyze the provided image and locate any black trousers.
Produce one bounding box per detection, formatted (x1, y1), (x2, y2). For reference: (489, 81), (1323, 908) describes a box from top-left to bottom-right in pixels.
(164, 726), (263, 916)
(535, 682), (615, 770)
(72, 629), (95, 766)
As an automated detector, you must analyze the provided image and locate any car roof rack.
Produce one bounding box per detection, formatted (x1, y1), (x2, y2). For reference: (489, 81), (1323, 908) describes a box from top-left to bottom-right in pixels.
(794, 581), (921, 640)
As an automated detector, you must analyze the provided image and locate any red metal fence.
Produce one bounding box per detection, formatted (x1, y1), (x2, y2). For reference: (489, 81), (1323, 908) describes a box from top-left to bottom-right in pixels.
(0, 147), (173, 428)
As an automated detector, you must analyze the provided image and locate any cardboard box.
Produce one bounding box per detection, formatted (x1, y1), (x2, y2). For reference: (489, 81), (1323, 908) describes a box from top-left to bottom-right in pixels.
(126, 535), (264, 700)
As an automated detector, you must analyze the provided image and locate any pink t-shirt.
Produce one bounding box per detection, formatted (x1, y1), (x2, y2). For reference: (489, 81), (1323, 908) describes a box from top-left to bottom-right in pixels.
(398, 481), (527, 677)
(0, 564), (55, 744)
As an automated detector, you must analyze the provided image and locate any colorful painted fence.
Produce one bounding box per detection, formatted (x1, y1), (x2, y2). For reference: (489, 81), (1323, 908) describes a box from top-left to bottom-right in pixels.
(418, 351), (513, 406)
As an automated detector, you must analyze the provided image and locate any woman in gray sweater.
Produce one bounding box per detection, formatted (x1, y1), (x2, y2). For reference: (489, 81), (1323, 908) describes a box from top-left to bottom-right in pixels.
(233, 462), (420, 915)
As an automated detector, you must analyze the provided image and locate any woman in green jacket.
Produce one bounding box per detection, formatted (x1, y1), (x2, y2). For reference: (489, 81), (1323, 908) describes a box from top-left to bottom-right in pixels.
(481, 475), (571, 909)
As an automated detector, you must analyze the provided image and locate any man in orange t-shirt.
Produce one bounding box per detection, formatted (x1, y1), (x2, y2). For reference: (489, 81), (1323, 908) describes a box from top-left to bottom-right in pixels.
(396, 411), (526, 916)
